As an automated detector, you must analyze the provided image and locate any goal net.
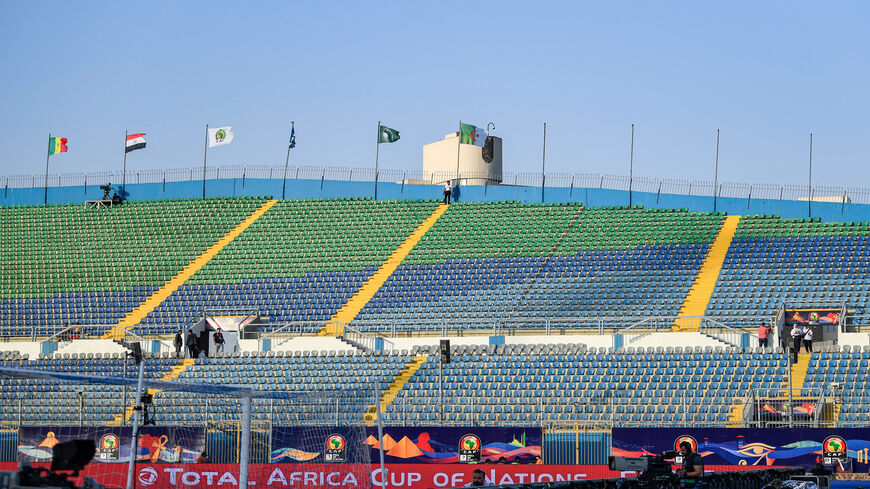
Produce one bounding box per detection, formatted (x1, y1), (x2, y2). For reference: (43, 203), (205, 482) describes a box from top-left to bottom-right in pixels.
(0, 361), (373, 489)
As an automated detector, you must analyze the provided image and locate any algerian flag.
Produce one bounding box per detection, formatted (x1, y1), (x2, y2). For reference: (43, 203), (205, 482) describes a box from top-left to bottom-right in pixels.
(378, 125), (400, 143)
(208, 126), (234, 147)
(460, 123), (486, 147)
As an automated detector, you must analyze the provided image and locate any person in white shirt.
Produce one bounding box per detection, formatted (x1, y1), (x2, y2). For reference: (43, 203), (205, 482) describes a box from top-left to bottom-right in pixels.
(802, 325), (814, 353)
(790, 324), (803, 363)
(443, 182), (453, 204)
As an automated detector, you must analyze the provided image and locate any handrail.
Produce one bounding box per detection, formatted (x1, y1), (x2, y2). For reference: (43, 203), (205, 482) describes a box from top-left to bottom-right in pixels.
(7, 164), (870, 204)
(342, 322), (395, 352)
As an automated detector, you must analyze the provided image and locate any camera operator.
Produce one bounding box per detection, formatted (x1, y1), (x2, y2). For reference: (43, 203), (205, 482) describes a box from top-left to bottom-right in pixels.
(676, 441), (704, 487)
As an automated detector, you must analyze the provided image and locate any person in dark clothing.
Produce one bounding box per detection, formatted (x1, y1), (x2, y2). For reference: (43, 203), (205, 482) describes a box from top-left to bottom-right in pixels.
(186, 329), (198, 358)
(790, 324), (803, 364)
(197, 329), (209, 357)
(173, 330), (183, 356)
(677, 441), (704, 487)
(213, 328), (225, 356)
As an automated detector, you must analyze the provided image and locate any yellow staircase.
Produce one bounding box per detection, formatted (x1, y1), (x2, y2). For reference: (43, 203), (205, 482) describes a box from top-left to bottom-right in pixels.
(363, 356), (428, 423)
(673, 215), (742, 331)
(319, 204), (449, 336)
(106, 199), (278, 338)
(789, 353), (811, 396)
(110, 358), (196, 425)
(727, 402), (744, 426)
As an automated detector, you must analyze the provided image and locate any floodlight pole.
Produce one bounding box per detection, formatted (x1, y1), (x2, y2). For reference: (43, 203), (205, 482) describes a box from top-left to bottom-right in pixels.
(126, 359), (146, 489)
(239, 393), (252, 489)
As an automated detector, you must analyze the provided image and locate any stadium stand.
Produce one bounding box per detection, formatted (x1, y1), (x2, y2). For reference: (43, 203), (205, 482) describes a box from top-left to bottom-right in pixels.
(706, 215), (870, 323)
(133, 198), (440, 334)
(356, 204), (725, 331)
(0, 354), (179, 424)
(3, 194), (870, 432)
(0, 197), (268, 336)
(0, 345), (794, 427)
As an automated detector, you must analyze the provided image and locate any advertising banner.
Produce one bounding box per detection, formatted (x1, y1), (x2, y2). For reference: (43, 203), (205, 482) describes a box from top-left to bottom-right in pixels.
(17, 426), (205, 464)
(0, 462), (775, 489)
(784, 308), (840, 326)
(271, 426), (542, 464)
(612, 428), (870, 471)
(754, 399), (818, 422)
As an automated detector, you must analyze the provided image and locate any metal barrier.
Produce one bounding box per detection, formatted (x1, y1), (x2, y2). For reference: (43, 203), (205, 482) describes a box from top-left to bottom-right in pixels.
(542, 423), (611, 465)
(0, 426), (17, 463)
(206, 420), (272, 464)
(7, 163), (870, 204)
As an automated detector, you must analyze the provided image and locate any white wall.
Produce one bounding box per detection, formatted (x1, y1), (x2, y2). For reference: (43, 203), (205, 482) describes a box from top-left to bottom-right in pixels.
(0, 342), (41, 358)
(267, 337), (357, 353)
(422, 133), (502, 184)
(839, 333), (870, 346)
(54, 339), (129, 356)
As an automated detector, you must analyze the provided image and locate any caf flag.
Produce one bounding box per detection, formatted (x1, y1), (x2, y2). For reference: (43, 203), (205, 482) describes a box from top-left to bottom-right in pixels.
(208, 126), (234, 147)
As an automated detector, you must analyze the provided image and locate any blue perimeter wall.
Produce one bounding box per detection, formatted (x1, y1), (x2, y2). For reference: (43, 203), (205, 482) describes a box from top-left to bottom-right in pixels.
(2, 177), (865, 222)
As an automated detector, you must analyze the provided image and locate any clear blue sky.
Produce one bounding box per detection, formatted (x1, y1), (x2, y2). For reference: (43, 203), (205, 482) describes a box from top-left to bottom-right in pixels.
(1, 1), (868, 187)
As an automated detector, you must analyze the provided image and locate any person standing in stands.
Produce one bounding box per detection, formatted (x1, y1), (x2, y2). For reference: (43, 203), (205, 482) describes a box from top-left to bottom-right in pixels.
(186, 329), (198, 358)
(443, 181), (452, 204)
(790, 324), (804, 363)
(213, 327), (225, 356)
(802, 324), (814, 353)
(173, 330), (183, 357)
(757, 321), (771, 349)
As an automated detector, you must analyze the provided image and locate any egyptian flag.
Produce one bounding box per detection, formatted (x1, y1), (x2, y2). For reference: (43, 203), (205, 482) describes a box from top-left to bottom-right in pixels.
(125, 133), (146, 153)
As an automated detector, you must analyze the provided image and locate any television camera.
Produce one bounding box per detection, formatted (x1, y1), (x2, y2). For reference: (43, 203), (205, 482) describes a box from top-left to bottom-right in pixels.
(610, 451), (680, 488)
(0, 440), (107, 489)
(98, 183), (122, 205)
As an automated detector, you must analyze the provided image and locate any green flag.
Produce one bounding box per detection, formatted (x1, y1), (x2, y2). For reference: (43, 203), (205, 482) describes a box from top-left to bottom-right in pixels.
(378, 125), (400, 143)
(460, 122), (486, 147)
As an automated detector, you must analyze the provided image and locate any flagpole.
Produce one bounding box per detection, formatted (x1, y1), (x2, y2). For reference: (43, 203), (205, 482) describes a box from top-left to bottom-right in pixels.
(629, 123), (635, 207)
(541, 122), (547, 203)
(374, 121), (381, 200)
(283, 121), (294, 200)
(455, 120), (461, 183)
(44, 133), (51, 204)
(713, 129), (720, 213)
(122, 130), (128, 198)
(202, 124), (209, 198)
(808, 132), (813, 218)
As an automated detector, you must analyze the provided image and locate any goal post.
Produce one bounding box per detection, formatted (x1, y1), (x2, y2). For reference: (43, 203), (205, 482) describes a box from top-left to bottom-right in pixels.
(0, 364), (375, 489)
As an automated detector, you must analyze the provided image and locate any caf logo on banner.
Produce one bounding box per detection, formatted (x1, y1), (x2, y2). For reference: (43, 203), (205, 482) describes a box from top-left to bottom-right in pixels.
(673, 435), (698, 465)
(459, 434), (482, 463)
(99, 433), (121, 461)
(325, 434), (347, 462)
(823, 435), (847, 465)
(215, 130), (226, 143)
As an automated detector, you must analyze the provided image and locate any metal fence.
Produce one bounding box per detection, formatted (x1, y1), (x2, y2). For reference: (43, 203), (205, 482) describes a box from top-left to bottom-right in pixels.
(5, 164), (870, 204)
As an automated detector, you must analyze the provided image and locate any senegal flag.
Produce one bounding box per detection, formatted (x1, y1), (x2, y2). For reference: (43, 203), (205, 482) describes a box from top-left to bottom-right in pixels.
(460, 123), (486, 147)
(48, 137), (68, 155)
